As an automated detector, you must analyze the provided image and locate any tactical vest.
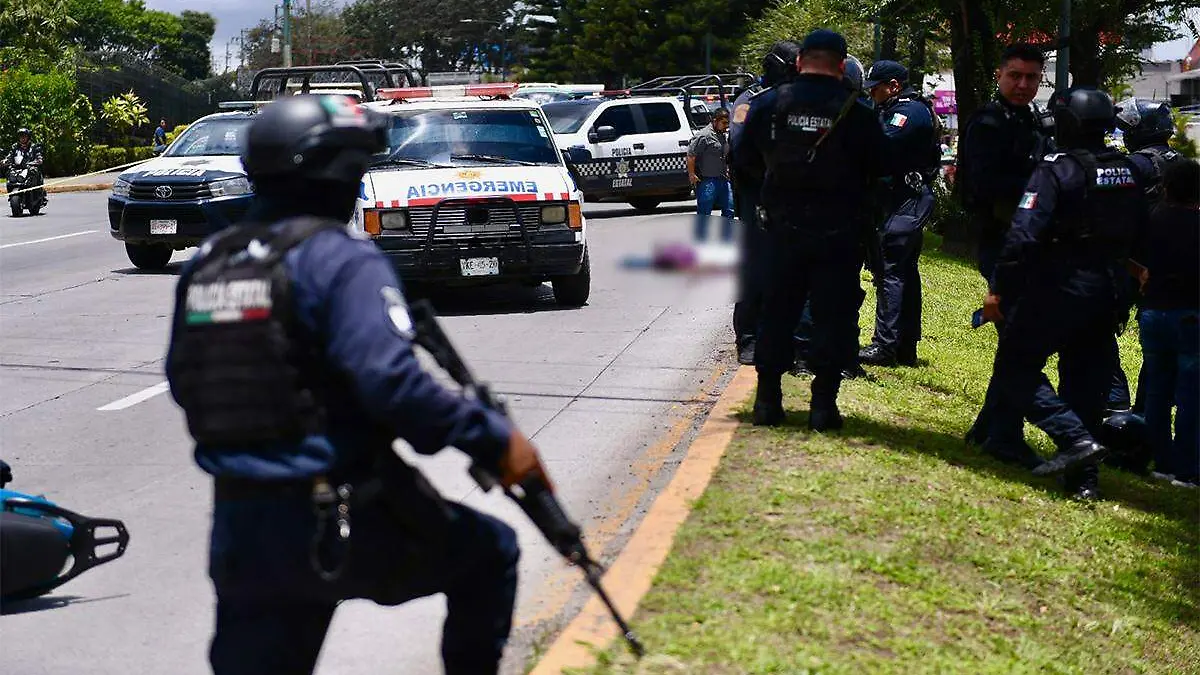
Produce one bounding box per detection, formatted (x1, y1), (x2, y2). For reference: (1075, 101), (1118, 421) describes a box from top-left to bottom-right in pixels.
(166, 217), (345, 445)
(1049, 149), (1143, 264)
(955, 101), (1045, 210)
(766, 86), (860, 195)
(893, 92), (943, 177)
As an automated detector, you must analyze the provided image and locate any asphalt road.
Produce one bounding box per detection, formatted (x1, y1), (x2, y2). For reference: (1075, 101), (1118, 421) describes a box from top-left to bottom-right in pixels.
(0, 192), (736, 674)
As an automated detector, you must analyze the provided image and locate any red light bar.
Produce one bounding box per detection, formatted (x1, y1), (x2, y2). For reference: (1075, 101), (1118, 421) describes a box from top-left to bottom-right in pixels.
(377, 83), (520, 100)
(600, 89), (630, 96)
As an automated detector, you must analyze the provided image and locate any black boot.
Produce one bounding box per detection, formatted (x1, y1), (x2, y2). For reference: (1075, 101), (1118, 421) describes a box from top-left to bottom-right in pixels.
(896, 344), (918, 366)
(753, 373), (785, 426)
(737, 336), (756, 366)
(1032, 440), (1108, 477)
(858, 343), (897, 367)
(808, 373), (844, 432)
(1064, 464), (1101, 501)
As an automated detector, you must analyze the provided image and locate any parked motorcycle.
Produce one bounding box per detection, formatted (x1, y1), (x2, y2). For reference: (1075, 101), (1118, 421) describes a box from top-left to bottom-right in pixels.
(4, 148), (48, 217)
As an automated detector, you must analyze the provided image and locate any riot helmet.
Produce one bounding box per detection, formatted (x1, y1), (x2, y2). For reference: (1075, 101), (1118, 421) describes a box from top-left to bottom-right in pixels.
(762, 41), (800, 88)
(242, 94), (388, 221)
(843, 55), (864, 92)
(1114, 97), (1174, 152)
(1050, 87), (1115, 148)
(1097, 411), (1151, 475)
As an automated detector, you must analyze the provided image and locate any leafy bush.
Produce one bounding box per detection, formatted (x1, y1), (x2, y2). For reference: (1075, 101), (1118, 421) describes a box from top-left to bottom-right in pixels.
(101, 90), (149, 147)
(87, 145), (128, 171)
(0, 66), (94, 176)
(1169, 109), (1198, 158)
(127, 146), (155, 162)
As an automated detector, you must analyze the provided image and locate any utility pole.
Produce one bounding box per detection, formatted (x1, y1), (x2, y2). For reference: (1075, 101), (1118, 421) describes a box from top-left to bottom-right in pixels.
(282, 0), (293, 68)
(704, 32), (712, 75)
(1055, 0), (1071, 92)
(307, 0), (313, 65)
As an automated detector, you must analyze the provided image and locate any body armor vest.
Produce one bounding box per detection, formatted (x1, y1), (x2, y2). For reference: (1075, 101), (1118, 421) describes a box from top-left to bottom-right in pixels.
(1135, 144), (1183, 204)
(1050, 149), (1142, 264)
(766, 86), (859, 195)
(167, 217), (345, 445)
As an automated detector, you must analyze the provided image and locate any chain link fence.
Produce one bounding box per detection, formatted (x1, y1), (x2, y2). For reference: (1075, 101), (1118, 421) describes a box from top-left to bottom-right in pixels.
(76, 52), (240, 145)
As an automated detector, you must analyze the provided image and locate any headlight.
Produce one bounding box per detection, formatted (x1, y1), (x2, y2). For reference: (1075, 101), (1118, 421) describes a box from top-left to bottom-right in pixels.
(380, 210), (409, 230)
(209, 176), (253, 197)
(540, 204), (567, 224)
(112, 177), (132, 197)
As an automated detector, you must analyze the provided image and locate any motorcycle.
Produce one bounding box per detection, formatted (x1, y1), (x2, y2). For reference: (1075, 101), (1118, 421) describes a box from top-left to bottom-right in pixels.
(5, 148), (48, 217)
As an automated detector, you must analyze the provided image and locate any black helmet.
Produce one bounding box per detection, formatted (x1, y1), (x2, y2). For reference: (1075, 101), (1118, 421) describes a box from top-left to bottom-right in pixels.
(16, 128), (31, 139)
(241, 94), (388, 186)
(843, 55), (864, 92)
(1097, 411), (1151, 475)
(1115, 97), (1174, 152)
(1050, 87), (1115, 147)
(762, 41), (800, 87)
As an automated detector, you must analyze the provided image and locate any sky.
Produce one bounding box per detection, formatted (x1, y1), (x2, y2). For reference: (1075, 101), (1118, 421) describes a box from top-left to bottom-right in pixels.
(139, 0), (1198, 75)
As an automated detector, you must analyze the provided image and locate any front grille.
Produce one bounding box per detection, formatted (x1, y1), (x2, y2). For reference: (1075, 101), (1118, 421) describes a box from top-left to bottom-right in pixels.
(129, 182), (212, 201)
(404, 203), (545, 240)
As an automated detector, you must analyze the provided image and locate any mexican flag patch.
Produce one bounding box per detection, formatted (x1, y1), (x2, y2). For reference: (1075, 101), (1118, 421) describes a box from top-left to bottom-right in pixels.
(888, 113), (908, 127)
(1018, 192), (1038, 209)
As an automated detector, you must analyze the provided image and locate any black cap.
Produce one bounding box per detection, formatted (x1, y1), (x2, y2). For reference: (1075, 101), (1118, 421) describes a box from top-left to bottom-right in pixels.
(863, 60), (908, 89)
(800, 29), (848, 58)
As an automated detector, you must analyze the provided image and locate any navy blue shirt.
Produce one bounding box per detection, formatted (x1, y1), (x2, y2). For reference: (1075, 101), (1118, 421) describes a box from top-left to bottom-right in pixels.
(878, 87), (937, 182)
(169, 226), (512, 480)
(728, 83), (776, 193)
(992, 149), (1149, 297)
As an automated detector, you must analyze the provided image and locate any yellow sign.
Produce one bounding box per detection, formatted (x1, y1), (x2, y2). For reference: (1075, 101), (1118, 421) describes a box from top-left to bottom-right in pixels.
(456, 169), (483, 180)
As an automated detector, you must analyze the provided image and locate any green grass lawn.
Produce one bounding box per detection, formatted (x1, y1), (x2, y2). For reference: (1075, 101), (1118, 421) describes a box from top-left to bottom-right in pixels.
(579, 237), (1199, 675)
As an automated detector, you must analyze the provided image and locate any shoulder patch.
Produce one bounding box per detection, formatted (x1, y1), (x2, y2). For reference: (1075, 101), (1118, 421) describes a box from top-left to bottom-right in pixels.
(733, 103), (751, 124)
(379, 286), (414, 339)
(1018, 192), (1039, 209)
(888, 113), (908, 127)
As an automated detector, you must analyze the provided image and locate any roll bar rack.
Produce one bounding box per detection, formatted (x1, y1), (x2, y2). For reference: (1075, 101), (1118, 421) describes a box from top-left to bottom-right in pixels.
(605, 73), (757, 108)
(250, 65), (383, 102)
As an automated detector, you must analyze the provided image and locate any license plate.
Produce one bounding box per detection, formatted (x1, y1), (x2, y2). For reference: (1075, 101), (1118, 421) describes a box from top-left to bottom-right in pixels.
(149, 219), (177, 235)
(459, 257), (499, 277)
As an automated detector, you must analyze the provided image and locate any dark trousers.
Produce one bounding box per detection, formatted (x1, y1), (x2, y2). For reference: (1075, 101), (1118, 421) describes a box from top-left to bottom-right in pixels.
(733, 187), (768, 349)
(987, 282), (1116, 451)
(1139, 308), (1200, 480)
(755, 225), (864, 401)
(207, 494), (519, 675)
(870, 189), (932, 355)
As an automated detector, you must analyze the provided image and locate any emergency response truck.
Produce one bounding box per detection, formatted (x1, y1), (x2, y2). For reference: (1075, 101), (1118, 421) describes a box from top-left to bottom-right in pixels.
(543, 73), (753, 212)
(356, 83), (591, 306)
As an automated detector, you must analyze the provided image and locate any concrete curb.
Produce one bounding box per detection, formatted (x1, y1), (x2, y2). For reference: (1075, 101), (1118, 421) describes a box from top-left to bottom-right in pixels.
(529, 365), (756, 673)
(0, 180), (113, 196)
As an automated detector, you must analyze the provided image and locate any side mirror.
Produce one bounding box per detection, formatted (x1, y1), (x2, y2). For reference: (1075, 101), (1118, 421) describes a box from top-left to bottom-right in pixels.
(562, 146), (592, 163)
(588, 125), (618, 143)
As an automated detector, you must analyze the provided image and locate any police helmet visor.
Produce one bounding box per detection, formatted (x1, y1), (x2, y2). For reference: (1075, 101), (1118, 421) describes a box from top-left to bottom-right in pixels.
(242, 95), (388, 183)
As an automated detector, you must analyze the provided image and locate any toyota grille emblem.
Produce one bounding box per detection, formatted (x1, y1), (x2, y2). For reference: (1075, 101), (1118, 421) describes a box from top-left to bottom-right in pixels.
(154, 185), (173, 199)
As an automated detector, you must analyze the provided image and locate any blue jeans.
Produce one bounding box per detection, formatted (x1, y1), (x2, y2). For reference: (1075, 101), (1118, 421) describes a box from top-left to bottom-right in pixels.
(695, 177), (734, 242)
(1139, 309), (1200, 480)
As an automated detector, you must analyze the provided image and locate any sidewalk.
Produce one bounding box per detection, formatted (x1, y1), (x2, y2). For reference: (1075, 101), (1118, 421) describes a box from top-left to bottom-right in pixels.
(0, 171), (121, 196)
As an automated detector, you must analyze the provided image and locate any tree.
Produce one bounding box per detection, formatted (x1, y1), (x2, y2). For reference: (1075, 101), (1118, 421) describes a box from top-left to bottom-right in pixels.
(0, 0), (80, 71)
(158, 10), (215, 80)
(101, 89), (149, 146)
(241, 0), (366, 71)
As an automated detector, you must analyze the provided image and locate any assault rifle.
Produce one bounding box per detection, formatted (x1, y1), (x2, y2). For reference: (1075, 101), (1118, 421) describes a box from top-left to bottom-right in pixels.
(408, 299), (646, 659)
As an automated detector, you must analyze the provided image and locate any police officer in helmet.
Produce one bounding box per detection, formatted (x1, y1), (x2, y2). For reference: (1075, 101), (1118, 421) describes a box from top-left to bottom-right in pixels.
(981, 87), (1150, 499)
(739, 28), (888, 429)
(730, 40), (801, 365)
(166, 94), (547, 673)
(1117, 97), (1184, 203)
(859, 60), (940, 368)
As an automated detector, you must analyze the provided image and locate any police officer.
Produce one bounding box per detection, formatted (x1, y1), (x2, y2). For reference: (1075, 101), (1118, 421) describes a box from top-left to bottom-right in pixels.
(859, 60), (940, 367)
(957, 43), (1061, 466)
(982, 87), (1149, 499)
(730, 40), (801, 365)
(165, 95), (549, 674)
(1117, 98), (1185, 203)
(739, 28), (888, 429)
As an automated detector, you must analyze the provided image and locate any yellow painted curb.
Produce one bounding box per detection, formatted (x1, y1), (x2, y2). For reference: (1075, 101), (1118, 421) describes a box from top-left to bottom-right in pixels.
(530, 365), (756, 674)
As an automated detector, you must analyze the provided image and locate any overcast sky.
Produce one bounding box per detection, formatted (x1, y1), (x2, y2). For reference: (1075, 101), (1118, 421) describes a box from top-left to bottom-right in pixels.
(142, 0), (1197, 74)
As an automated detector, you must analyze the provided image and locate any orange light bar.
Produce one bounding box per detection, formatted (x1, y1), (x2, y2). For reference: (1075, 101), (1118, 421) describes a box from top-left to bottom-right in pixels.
(568, 202), (583, 230)
(363, 209), (381, 237)
(377, 83), (521, 101)
(600, 89), (630, 96)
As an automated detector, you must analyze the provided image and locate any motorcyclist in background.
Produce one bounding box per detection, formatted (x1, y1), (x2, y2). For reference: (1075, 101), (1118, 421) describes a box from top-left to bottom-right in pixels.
(3, 129), (48, 211)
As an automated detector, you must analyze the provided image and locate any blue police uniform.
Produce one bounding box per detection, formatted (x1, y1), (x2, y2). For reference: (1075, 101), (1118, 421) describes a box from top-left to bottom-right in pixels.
(742, 69), (888, 419)
(987, 148), (1148, 475)
(168, 204), (520, 674)
(865, 86), (938, 362)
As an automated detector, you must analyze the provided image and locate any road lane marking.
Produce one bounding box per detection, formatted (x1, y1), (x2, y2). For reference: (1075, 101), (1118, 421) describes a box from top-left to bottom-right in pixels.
(98, 381), (170, 411)
(0, 230), (99, 250)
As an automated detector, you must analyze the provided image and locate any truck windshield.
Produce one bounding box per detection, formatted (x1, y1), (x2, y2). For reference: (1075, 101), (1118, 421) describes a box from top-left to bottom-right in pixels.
(373, 108), (561, 167)
(164, 117), (253, 157)
(541, 101), (602, 134)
